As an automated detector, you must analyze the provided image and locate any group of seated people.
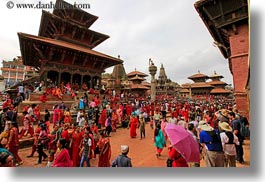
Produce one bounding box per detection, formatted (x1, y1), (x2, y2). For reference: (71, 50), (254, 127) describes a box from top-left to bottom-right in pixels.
(39, 81), (99, 102)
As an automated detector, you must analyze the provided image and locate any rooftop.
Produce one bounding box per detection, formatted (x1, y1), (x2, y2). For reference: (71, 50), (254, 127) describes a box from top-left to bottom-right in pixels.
(188, 71), (209, 80)
(18, 32), (122, 68)
(127, 70), (148, 77)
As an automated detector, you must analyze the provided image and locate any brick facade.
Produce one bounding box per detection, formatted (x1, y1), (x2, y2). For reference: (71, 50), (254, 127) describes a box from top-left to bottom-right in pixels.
(229, 24), (250, 120)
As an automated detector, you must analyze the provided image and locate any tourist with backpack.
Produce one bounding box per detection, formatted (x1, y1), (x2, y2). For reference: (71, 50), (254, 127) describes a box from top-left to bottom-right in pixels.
(228, 111), (244, 164)
(198, 120), (224, 167)
(233, 108), (250, 138)
(219, 122), (240, 167)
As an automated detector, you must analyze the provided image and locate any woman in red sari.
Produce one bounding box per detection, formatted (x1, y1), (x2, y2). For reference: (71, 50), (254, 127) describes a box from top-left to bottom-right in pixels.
(99, 108), (107, 129)
(116, 105), (123, 125)
(7, 121), (23, 166)
(40, 93), (47, 103)
(52, 138), (73, 167)
(97, 131), (111, 167)
(56, 87), (63, 100)
(128, 113), (138, 138)
(64, 108), (71, 124)
(168, 146), (188, 167)
(111, 111), (118, 132)
(34, 105), (41, 122)
(70, 126), (82, 167)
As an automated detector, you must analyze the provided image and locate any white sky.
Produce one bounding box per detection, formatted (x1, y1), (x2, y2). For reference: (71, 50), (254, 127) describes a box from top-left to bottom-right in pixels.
(0, 0), (236, 85)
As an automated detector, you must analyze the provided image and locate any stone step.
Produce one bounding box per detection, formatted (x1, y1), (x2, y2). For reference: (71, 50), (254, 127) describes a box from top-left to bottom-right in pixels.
(19, 137), (34, 149)
(28, 93), (74, 102)
(17, 100), (74, 113)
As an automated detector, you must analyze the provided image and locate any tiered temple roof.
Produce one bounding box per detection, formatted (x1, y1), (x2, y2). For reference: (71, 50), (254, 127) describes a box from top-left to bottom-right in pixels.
(180, 71), (231, 97)
(127, 69), (149, 90)
(18, 0), (122, 87)
(188, 70), (209, 82)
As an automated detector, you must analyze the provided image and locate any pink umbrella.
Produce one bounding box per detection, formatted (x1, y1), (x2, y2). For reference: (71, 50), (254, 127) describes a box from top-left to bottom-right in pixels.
(165, 123), (200, 163)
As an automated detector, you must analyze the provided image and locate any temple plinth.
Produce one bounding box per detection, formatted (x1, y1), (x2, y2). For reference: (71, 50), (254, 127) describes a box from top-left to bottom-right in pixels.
(148, 58), (157, 102)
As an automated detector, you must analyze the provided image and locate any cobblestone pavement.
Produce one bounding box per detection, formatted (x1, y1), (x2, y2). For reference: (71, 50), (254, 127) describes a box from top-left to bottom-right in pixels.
(17, 125), (250, 168)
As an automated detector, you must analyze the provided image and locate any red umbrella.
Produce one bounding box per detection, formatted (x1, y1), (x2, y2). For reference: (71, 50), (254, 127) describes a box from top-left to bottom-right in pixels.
(165, 123), (200, 163)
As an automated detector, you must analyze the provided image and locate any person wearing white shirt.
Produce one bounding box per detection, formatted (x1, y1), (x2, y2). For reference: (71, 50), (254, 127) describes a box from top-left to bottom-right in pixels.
(219, 122), (239, 167)
(18, 84), (24, 100)
(168, 113), (177, 125)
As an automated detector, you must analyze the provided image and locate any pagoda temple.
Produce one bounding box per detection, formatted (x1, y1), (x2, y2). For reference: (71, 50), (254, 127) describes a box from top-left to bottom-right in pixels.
(180, 71), (231, 98)
(127, 69), (149, 97)
(187, 71), (214, 96)
(208, 71), (231, 96)
(18, 0), (122, 90)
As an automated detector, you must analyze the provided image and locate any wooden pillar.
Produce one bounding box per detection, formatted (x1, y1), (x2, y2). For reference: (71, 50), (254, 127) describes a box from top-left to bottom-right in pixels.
(58, 72), (62, 86)
(98, 77), (101, 90)
(81, 75), (84, 85)
(70, 73), (73, 84)
(42, 71), (48, 86)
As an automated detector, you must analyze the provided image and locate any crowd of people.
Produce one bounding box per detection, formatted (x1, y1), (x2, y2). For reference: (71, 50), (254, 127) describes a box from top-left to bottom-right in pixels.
(0, 81), (250, 168)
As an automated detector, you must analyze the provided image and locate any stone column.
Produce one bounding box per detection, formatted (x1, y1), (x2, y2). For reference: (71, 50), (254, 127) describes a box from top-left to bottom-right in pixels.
(148, 58), (157, 102)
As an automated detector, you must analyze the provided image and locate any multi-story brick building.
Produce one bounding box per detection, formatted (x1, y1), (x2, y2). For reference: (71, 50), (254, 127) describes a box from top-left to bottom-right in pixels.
(1, 56), (37, 89)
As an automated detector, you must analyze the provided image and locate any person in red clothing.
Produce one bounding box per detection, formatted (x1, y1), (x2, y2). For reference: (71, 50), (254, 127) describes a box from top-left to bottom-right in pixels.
(27, 122), (42, 158)
(126, 103), (133, 116)
(52, 105), (60, 126)
(128, 113), (138, 138)
(69, 125), (82, 167)
(52, 138), (73, 167)
(19, 111), (34, 138)
(61, 123), (70, 149)
(2, 94), (13, 110)
(34, 105), (41, 122)
(40, 93), (47, 103)
(35, 123), (49, 165)
(97, 131), (111, 167)
(6, 121), (23, 166)
(168, 146), (188, 167)
(99, 107), (107, 129)
(63, 108), (71, 124)
(111, 111), (118, 132)
(23, 104), (30, 113)
(94, 96), (100, 107)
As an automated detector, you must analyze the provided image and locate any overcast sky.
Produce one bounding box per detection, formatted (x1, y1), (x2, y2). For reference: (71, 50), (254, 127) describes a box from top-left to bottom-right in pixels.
(0, 0), (234, 85)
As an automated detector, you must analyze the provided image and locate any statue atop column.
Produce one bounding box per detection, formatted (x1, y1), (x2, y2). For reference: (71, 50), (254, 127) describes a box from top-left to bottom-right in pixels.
(148, 58), (157, 102)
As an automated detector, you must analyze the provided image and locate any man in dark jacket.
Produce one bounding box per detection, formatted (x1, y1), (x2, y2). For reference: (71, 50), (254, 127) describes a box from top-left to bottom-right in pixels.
(112, 145), (132, 167)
